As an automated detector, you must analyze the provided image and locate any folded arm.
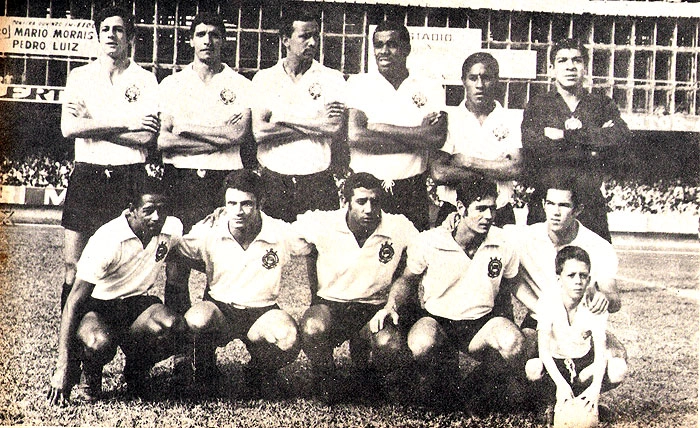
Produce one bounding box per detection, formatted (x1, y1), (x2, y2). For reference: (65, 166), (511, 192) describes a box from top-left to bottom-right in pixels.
(348, 109), (447, 154)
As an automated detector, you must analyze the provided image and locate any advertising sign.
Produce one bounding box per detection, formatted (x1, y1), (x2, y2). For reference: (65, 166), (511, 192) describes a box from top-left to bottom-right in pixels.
(0, 16), (98, 57)
(368, 25), (536, 84)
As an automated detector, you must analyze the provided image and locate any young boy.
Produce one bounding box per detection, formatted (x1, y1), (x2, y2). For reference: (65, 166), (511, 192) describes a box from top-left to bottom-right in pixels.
(525, 246), (626, 422)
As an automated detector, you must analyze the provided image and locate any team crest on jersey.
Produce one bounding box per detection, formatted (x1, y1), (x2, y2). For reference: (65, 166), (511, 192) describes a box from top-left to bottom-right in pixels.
(492, 125), (510, 141)
(378, 241), (395, 264)
(220, 88), (236, 105)
(155, 241), (169, 262)
(487, 257), (502, 278)
(262, 248), (279, 269)
(125, 85), (140, 103)
(412, 92), (427, 108)
(308, 82), (322, 100)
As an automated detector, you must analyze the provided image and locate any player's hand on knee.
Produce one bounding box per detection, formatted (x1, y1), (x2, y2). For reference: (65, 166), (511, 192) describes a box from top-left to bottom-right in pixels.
(369, 307), (398, 334)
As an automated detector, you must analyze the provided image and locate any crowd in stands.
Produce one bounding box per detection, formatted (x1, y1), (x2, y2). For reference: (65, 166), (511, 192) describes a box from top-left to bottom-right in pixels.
(1, 154), (698, 215)
(0, 154), (72, 188)
(602, 179), (700, 215)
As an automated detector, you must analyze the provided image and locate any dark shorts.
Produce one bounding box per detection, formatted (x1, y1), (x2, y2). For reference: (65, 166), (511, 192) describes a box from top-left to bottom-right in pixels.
(85, 295), (162, 344)
(162, 165), (234, 232)
(312, 297), (384, 347)
(380, 173), (430, 232)
(61, 162), (146, 235)
(205, 293), (279, 345)
(553, 347), (596, 395)
(425, 309), (495, 352)
(520, 313), (538, 331)
(260, 167), (340, 223)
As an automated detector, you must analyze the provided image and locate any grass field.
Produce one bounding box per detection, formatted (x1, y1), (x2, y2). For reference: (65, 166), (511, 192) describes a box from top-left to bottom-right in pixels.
(0, 225), (697, 427)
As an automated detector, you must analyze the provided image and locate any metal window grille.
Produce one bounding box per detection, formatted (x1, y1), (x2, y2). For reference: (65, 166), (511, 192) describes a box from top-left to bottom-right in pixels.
(1, 0), (698, 119)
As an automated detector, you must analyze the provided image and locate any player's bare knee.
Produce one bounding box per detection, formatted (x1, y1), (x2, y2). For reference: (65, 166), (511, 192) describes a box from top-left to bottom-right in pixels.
(300, 313), (329, 340)
(497, 329), (524, 361)
(272, 322), (299, 352)
(184, 304), (214, 334)
(82, 331), (115, 361)
(408, 332), (439, 360)
(373, 327), (403, 354)
(607, 357), (627, 385)
(525, 358), (544, 381)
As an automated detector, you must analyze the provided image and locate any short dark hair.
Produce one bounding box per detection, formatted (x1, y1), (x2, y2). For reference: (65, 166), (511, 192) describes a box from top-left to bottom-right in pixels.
(278, 6), (320, 38)
(373, 21), (411, 47)
(342, 172), (383, 202)
(550, 38), (589, 64)
(190, 12), (227, 40)
(543, 174), (580, 208)
(222, 169), (264, 203)
(94, 6), (135, 40)
(455, 176), (498, 208)
(555, 245), (591, 275)
(462, 52), (500, 80)
(131, 176), (169, 207)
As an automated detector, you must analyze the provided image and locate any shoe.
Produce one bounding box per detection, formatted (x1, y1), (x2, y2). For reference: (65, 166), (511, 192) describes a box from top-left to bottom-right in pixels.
(191, 345), (220, 395)
(244, 366), (290, 400)
(123, 361), (151, 398)
(312, 372), (341, 405)
(351, 368), (383, 401)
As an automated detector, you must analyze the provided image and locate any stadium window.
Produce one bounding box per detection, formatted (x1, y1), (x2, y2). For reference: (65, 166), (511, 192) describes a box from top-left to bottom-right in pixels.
(156, 28), (175, 65)
(324, 3), (344, 34)
(507, 81), (528, 110)
(343, 37), (363, 75)
(427, 8), (448, 27)
(614, 50), (631, 79)
(50, 0), (69, 18)
(593, 16), (613, 45)
(406, 6), (428, 27)
(239, 32), (259, 70)
(447, 8), (467, 29)
(634, 50), (653, 82)
(487, 11), (507, 43)
(47, 60), (68, 87)
(592, 50), (611, 79)
(134, 0), (154, 24)
(550, 14), (570, 42)
(676, 18), (697, 47)
(635, 18), (654, 46)
(654, 51), (671, 82)
(134, 26), (154, 64)
(572, 13), (592, 42)
(510, 12), (529, 43)
(614, 18), (632, 46)
(465, 9), (489, 42)
(656, 18), (674, 47)
(259, 32), (278, 70)
(25, 59), (47, 86)
(613, 86), (629, 112)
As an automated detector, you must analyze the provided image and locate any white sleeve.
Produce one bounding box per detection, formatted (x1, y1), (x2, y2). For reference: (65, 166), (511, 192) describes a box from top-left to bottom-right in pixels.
(75, 233), (120, 284)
